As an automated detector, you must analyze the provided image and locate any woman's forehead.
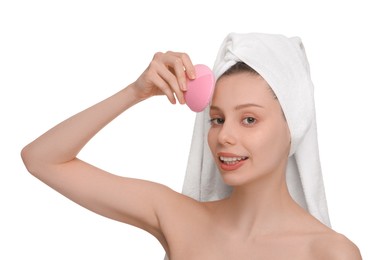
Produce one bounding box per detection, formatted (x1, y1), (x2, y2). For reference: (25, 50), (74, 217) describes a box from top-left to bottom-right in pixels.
(212, 73), (274, 105)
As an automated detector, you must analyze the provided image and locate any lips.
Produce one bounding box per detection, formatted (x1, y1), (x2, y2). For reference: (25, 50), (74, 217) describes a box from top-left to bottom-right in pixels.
(219, 156), (248, 164)
(217, 153), (248, 171)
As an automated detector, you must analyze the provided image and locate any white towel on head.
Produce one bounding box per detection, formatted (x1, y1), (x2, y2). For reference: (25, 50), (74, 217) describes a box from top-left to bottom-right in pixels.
(182, 32), (331, 227)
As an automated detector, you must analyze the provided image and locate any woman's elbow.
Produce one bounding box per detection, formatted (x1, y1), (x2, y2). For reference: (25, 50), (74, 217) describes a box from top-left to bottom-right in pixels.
(21, 144), (41, 176)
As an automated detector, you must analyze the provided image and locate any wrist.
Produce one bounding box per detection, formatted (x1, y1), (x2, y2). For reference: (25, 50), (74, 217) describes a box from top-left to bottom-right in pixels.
(123, 83), (148, 106)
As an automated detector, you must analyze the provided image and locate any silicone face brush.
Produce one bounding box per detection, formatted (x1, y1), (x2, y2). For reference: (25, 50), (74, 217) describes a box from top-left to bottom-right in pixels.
(184, 64), (215, 112)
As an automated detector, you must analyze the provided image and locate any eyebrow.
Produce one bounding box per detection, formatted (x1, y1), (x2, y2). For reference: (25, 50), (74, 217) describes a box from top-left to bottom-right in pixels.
(210, 103), (264, 111)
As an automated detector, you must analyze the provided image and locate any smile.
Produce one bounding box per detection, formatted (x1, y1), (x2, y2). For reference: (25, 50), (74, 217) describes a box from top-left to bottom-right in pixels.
(219, 156), (248, 165)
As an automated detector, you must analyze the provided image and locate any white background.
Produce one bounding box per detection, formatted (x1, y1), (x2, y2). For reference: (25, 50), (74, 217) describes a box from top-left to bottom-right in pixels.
(1, 0), (388, 259)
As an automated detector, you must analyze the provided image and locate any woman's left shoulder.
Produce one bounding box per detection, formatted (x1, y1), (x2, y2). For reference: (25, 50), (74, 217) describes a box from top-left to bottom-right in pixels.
(310, 230), (362, 260)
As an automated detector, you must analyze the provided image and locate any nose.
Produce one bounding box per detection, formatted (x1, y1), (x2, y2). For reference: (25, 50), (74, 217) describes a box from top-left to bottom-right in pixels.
(217, 121), (236, 145)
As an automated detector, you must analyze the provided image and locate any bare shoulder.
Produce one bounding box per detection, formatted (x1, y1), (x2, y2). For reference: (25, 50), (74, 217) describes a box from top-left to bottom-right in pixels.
(310, 230), (362, 260)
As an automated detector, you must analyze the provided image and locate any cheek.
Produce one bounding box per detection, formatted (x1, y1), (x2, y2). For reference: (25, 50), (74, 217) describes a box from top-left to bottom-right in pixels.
(207, 129), (217, 152)
(249, 134), (274, 158)
(249, 138), (282, 177)
(274, 121), (291, 154)
(262, 123), (290, 161)
(249, 126), (289, 165)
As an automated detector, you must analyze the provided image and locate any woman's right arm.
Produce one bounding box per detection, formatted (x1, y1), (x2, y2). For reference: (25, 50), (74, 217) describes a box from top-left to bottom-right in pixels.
(21, 51), (196, 246)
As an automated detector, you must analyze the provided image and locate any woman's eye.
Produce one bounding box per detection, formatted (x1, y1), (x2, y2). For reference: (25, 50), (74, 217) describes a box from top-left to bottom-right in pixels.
(210, 118), (225, 125)
(242, 117), (256, 125)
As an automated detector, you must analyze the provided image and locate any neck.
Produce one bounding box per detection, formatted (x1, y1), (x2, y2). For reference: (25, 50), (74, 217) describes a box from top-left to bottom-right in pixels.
(218, 168), (304, 236)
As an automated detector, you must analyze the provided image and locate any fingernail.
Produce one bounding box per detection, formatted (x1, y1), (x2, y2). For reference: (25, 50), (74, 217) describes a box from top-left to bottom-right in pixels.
(181, 82), (187, 91)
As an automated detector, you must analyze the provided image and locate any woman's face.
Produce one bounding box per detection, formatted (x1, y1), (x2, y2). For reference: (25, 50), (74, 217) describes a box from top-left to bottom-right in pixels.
(208, 72), (291, 186)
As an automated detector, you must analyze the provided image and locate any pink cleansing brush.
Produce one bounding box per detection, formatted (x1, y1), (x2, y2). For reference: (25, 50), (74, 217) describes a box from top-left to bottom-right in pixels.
(184, 64), (215, 112)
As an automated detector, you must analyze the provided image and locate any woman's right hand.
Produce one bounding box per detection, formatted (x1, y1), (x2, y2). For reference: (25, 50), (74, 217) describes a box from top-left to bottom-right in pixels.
(131, 51), (196, 104)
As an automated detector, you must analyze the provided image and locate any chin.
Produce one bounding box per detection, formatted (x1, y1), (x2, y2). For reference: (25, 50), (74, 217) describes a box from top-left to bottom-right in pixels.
(219, 170), (252, 187)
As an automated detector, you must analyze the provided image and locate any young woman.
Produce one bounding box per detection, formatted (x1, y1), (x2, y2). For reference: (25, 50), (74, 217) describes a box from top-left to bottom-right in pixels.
(21, 33), (361, 259)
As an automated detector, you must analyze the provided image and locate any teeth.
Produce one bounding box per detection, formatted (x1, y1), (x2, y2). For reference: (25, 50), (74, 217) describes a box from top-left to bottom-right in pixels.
(219, 156), (248, 164)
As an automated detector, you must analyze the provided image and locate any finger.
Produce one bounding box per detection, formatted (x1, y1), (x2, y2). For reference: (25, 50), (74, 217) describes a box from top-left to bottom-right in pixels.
(166, 51), (196, 90)
(150, 71), (177, 104)
(170, 61), (187, 104)
(163, 51), (187, 93)
(166, 51), (196, 79)
(156, 60), (186, 105)
(179, 52), (196, 80)
(162, 69), (186, 105)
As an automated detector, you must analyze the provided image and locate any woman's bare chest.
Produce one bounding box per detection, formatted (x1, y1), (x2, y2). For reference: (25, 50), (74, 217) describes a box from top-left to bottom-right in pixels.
(167, 231), (313, 260)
